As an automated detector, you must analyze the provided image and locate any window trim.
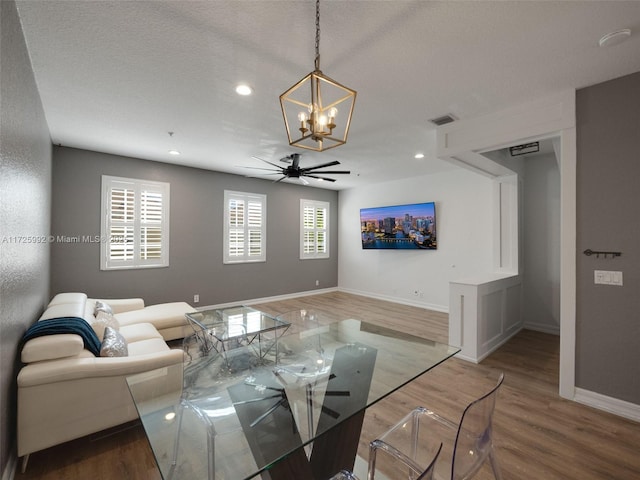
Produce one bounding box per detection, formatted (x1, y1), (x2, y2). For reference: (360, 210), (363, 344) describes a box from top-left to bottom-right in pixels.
(223, 190), (267, 264)
(100, 175), (170, 270)
(300, 199), (330, 260)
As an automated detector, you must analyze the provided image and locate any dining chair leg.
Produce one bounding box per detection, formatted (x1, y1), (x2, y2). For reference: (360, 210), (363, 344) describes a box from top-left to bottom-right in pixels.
(489, 451), (503, 480)
(167, 402), (185, 480)
(206, 421), (215, 480)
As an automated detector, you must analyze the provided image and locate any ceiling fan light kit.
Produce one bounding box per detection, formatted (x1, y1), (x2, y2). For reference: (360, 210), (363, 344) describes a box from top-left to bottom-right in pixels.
(279, 0), (356, 152)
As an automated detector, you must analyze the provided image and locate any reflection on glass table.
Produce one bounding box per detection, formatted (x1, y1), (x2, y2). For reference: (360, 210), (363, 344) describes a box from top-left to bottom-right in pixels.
(127, 319), (460, 480)
(184, 306), (290, 366)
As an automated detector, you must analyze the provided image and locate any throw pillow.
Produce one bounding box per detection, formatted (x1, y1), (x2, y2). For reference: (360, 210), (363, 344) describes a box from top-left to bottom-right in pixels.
(91, 310), (120, 341)
(94, 300), (113, 316)
(100, 326), (128, 357)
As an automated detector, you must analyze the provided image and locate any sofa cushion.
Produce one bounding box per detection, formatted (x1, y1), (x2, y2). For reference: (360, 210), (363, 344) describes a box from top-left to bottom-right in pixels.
(115, 302), (192, 330)
(17, 346), (184, 389)
(47, 292), (88, 307)
(91, 311), (120, 341)
(100, 327), (128, 357)
(21, 335), (85, 363)
(39, 303), (87, 322)
(84, 302), (96, 323)
(23, 317), (102, 357)
(119, 323), (163, 343)
(88, 298), (145, 314)
(127, 337), (173, 356)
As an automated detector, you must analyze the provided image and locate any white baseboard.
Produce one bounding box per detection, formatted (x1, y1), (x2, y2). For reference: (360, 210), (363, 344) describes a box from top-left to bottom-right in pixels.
(337, 287), (449, 313)
(455, 326), (524, 364)
(199, 287), (449, 314)
(523, 321), (560, 335)
(574, 387), (640, 422)
(453, 351), (480, 364)
(197, 287), (339, 311)
(2, 453), (16, 480)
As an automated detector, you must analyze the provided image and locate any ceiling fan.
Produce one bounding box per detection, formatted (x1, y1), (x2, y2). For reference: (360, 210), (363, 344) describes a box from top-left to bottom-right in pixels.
(244, 153), (350, 184)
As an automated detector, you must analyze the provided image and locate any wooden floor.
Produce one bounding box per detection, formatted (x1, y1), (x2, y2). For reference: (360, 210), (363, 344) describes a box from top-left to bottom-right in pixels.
(16, 292), (640, 479)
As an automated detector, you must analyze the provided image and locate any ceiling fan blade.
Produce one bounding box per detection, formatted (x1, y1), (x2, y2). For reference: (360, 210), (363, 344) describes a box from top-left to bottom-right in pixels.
(244, 173), (282, 179)
(251, 156), (282, 169)
(307, 170), (350, 175)
(274, 176), (287, 183)
(241, 166), (282, 171)
(305, 175), (337, 182)
(303, 160), (341, 171)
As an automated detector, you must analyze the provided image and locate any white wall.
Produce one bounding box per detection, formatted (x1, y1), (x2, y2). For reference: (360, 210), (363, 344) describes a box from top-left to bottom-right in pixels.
(338, 168), (494, 311)
(522, 152), (561, 334)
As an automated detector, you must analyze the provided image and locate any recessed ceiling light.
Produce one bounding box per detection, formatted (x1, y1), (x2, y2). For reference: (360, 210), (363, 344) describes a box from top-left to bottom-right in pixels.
(599, 28), (631, 47)
(168, 150), (181, 156)
(414, 153), (425, 159)
(235, 84), (253, 96)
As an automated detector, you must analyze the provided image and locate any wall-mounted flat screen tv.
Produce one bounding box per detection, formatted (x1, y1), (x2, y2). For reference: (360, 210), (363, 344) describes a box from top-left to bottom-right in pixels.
(360, 201), (436, 250)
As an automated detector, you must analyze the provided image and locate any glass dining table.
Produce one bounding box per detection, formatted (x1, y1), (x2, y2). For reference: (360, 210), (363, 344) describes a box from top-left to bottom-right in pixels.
(126, 317), (459, 480)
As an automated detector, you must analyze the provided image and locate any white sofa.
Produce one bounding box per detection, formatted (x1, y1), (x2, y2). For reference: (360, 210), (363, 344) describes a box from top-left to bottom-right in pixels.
(17, 292), (193, 468)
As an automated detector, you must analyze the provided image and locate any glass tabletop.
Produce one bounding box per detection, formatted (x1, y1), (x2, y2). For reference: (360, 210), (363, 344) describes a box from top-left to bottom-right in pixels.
(127, 318), (459, 480)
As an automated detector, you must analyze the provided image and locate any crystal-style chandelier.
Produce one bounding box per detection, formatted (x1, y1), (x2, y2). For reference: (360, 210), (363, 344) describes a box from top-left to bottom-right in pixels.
(280, 0), (356, 152)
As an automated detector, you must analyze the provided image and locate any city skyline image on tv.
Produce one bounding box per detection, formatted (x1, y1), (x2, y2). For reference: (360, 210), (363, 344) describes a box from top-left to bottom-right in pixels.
(360, 201), (436, 250)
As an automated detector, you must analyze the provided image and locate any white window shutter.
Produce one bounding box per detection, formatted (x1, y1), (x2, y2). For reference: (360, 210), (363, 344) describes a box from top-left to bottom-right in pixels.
(300, 200), (329, 259)
(101, 176), (169, 270)
(140, 188), (164, 260)
(224, 191), (266, 264)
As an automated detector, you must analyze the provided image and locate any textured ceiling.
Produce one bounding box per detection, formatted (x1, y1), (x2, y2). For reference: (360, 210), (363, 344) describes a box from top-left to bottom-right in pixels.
(15, 1), (640, 190)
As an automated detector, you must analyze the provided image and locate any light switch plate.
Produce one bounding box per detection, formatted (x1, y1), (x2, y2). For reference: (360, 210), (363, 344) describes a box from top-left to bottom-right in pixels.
(594, 270), (623, 286)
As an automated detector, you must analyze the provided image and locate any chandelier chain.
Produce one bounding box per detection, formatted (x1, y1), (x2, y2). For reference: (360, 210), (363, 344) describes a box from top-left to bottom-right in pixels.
(314, 0), (321, 70)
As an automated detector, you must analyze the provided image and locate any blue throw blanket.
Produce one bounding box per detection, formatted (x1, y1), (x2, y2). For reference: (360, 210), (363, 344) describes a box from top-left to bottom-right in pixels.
(23, 317), (101, 356)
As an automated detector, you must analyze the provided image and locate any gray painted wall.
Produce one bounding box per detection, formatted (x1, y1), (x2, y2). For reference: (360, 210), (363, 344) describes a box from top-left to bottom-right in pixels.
(576, 71), (640, 404)
(0, 1), (52, 473)
(522, 153), (561, 334)
(51, 147), (339, 306)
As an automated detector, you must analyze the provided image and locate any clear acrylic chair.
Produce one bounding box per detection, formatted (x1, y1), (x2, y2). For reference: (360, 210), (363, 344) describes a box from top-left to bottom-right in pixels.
(369, 373), (505, 480)
(168, 397), (216, 480)
(329, 442), (442, 480)
(273, 309), (348, 451)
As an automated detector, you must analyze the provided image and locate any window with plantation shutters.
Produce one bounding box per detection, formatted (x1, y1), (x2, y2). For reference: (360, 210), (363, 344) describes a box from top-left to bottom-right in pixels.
(300, 199), (329, 259)
(100, 176), (170, 270)
(224, 191), (266, 264)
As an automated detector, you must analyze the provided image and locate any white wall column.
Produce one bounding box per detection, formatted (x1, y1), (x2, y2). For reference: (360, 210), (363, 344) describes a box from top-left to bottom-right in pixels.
(437, 91), (577, 399)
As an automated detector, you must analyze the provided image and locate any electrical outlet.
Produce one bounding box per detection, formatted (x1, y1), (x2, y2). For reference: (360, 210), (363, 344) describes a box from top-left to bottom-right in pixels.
(193, 294), (200, 303)
(315, 280), (320, 286)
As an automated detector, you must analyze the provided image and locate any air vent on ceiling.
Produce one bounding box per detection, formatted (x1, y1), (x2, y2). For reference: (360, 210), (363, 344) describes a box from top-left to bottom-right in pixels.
(509, 142), (539, 156)
(429, 114), (457, 126)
